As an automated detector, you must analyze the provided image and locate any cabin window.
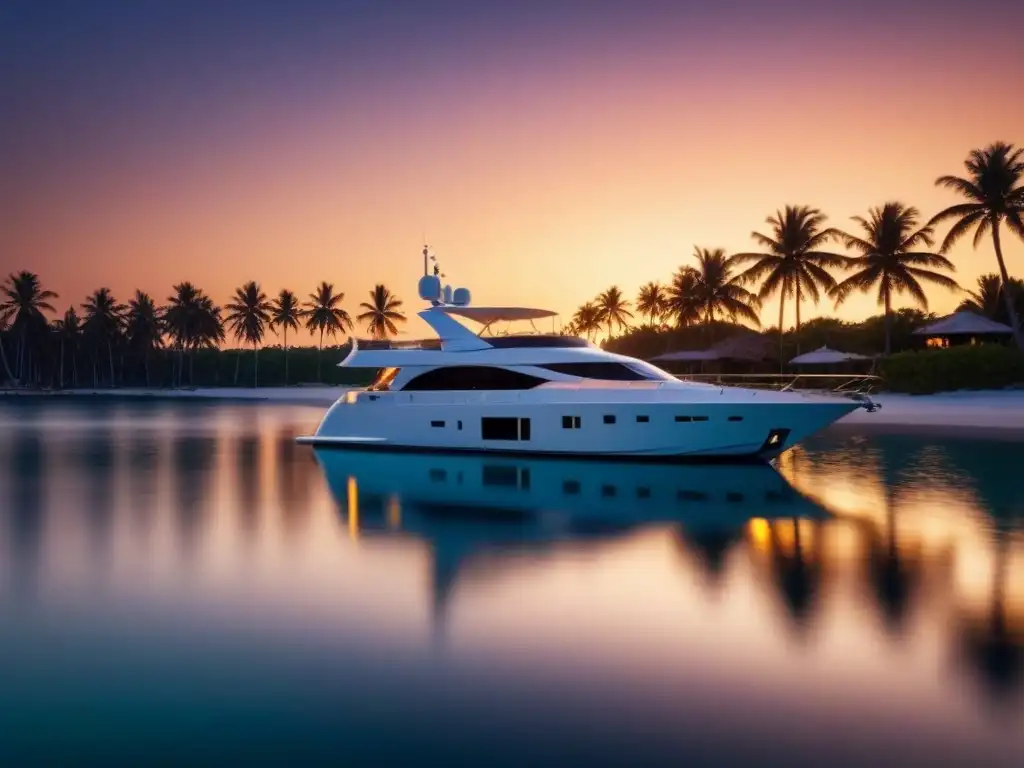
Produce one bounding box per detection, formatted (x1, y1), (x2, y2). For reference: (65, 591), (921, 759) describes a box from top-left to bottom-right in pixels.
(457, 420), (463, 431)
(430, 420), (445, 428)
(636, 415), (649, 423)
(636, 486), (651, 499)
(562, 415), (582, 429)
(603, 414), (616, 424)
(481, 417), (531, 441)
(601, 484), (617, 498)
(562, 480), (581, 495)
(368, 367), (400, 391)
(728, 416), (743, 422)
(429, 469), (447, 482)
(401, 365), (546, 391)
(675, 415), (709, 423)
(540, 362), (645, 381)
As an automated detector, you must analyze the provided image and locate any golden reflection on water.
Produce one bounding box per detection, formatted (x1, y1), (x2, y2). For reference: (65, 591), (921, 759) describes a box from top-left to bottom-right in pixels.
(0, 399), (1022, 753)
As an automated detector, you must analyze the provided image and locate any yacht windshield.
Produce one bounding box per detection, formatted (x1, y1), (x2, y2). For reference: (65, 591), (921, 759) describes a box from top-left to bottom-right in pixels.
(624, 360), (678, 382)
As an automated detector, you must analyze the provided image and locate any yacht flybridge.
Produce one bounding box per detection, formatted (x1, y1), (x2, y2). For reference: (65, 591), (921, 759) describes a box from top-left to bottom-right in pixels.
(299, 249), (870, 460)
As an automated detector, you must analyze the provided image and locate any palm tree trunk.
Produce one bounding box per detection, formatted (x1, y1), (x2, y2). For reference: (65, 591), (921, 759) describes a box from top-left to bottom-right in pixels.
(778, 291), (786, 372)
(283, 327), (289, 386)
(92, 355), (98, 387)
(253, 341), (258, 388)
(59, 338), (65, 389)
(234, 350), (241, 385)
(189, 347), (195, 386)
(795, 283), (802, 355)
(884, 283), (892, 356)
(318, 328), (324, 382)
(144, 350), (151, 387)
(107, 340), (115, 387)
(991, 222), (1024, 352)
(18, 324), (27, 380)
(72, 349), (78, 387)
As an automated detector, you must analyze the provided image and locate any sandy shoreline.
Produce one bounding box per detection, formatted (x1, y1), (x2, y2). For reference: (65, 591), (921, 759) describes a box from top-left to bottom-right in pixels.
(4, 385), (1024, 432)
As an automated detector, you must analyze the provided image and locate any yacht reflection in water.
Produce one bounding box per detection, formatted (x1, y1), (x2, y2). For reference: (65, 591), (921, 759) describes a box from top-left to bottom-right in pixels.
(313, 448), (830, 632)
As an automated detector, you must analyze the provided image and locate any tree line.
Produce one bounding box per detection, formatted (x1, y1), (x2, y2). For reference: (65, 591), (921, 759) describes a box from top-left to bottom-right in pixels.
(0, 278), (405, 389)
(3, 141), (1023, 389)
(568, 142), (1024, 356)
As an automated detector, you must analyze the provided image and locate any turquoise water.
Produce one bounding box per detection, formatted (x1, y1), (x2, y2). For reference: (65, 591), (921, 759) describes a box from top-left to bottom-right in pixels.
(0, 398), (1022, 766)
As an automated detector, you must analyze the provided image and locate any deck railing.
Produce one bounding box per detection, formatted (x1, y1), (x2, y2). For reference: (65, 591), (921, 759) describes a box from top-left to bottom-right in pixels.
(674, 373), (884, 395)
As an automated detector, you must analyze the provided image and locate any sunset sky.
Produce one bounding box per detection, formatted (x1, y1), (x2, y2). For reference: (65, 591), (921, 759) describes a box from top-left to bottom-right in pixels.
(3, 0), (1023, 341)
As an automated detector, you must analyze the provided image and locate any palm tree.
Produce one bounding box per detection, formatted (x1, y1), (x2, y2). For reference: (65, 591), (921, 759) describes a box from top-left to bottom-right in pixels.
(270, 289), (301, 385)
(636, 281), (667, 327)
(929, 142), (1024, 351)
(957, 273), (1024, 324)
(571, 302), (601, 341)
(664, 266), (702, 328)
(0, 271), (57, 384)
(689, 247), (761, 328)
(732, 206), (849, 355)
(51, 308), (82, 388)
(303, 282), (352, 381)
(225, 281), (272, 387)
(358, 284), (407, 340)
(82, 288), (127, 386)
(594, 286), (633, 339)
(164, 282), (223, 386)
(126, 291), (163, 386)
(831, 203), (959, 354)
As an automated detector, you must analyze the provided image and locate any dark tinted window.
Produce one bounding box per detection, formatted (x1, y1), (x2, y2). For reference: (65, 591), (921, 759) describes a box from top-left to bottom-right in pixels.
(540, 362), (647, 381)
(402, 366), (546, 391)
(481, 417), (530, 441)
(485, 336), (592, 349)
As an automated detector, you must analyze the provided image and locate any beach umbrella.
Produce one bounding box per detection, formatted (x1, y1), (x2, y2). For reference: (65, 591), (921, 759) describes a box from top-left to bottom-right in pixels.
(788, 346), (871, 365)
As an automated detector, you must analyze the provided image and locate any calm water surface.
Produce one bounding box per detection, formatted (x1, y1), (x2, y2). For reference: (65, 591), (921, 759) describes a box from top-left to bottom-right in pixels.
(1, 399), (1022, 766)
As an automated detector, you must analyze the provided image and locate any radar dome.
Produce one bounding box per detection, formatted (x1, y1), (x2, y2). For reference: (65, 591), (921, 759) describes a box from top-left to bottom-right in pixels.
(442, 284), (453, 304)
(418, 275), (441, 301)
(452, 287), (471, 306)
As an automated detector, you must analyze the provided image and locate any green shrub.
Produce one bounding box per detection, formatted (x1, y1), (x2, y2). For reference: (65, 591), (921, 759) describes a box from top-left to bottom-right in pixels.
(881, 345), (1024, 394)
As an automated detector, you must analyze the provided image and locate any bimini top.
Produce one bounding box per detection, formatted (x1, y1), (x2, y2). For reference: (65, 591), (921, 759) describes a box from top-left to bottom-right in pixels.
(436, 306), (557, 324)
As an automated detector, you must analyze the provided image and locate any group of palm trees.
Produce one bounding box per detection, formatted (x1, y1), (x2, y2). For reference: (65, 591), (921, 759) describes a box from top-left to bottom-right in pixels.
(0, 277), (406, 388)
(3, 141), (1022, 388)
(569, 142), (1024, 355)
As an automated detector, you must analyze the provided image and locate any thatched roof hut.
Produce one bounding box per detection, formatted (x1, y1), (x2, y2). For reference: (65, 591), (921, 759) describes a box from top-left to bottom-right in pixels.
(913, 311), (1013, 338)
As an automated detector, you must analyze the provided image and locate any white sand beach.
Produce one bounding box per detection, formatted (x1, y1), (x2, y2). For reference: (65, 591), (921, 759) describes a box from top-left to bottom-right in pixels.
(4, 386), (1024, 431)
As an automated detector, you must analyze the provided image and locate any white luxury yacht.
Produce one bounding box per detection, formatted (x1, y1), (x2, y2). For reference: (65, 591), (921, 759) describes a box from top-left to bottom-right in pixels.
(299, 250), (872, 460)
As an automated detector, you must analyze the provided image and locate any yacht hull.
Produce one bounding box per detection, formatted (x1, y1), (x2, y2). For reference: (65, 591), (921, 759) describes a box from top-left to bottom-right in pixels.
(298, 390), (858, 460)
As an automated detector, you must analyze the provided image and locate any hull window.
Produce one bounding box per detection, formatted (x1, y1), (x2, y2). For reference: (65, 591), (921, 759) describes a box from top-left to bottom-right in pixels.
(562, 415), (582, 429)
(402, 366), (546, 391)
(636, 415), (650, 423)
(430, 420), (445, 428)
(603, 415), (616, 424)
(482, 417), (531, 441)
(675, 415), (709, 423)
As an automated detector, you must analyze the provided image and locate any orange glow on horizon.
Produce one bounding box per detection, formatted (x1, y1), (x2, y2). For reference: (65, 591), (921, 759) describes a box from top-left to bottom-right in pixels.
(4, 5), (1024, 343)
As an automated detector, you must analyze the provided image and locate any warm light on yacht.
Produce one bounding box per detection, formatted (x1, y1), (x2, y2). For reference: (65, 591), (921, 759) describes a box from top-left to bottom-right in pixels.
(298, 250), (874, 459)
